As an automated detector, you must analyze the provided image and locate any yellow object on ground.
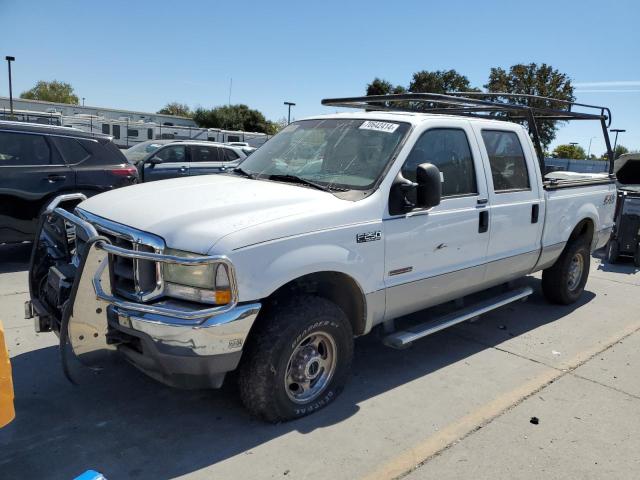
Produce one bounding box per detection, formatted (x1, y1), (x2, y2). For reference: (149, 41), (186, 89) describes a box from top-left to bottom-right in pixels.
(0, 320), (15, 427)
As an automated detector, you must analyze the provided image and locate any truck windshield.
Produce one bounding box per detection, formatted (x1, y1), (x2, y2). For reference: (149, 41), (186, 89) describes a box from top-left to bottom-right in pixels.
(238, 119), (410, 190)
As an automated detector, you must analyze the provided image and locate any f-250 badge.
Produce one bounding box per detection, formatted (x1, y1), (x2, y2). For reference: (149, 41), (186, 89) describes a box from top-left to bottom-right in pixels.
(356, 231), (382, 243)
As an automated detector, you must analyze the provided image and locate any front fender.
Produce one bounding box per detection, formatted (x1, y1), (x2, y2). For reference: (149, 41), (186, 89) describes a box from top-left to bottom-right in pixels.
(230, 235), (384, 303)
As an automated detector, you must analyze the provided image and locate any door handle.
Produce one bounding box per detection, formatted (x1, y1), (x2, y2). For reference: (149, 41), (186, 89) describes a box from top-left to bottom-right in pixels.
(479, 210), (489, 233)
(178, 167), (188, 173)
(477, 198), (488, 206)
(531, 204), (540, 223)
(47, 174), (66, 183)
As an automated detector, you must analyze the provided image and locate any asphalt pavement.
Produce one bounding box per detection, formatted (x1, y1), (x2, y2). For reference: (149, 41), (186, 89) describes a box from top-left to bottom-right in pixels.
(0, 242), (638, 480)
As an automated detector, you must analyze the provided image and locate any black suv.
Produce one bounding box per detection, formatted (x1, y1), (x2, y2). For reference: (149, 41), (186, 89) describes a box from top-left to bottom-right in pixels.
(0, 120), (138, 243)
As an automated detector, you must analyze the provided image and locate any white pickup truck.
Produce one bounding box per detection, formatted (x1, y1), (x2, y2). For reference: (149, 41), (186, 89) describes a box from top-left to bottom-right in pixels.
(27, 93), (616, 422)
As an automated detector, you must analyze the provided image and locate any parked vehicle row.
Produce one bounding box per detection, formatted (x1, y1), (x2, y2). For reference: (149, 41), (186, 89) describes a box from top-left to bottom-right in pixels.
(124, 140), (252, 182)
(27, 93), (616, 422)
(0, 121), (137, 244)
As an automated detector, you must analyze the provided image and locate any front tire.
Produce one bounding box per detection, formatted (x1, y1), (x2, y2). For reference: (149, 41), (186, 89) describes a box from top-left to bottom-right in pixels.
(238, 295), (353, 422)
(542, 240), (591, 305)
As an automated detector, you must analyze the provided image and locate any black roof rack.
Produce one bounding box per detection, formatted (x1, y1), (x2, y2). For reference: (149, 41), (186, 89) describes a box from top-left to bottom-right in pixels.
(321, 92), (615, 175)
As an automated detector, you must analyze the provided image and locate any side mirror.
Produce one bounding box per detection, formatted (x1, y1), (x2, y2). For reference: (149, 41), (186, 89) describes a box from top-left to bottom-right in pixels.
(148, 156), (163, 166)
(415, 163), (441, 209)
(388, 162), (442, 216)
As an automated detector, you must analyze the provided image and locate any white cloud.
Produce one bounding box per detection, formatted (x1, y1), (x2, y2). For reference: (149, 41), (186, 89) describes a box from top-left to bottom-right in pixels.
(573, 80), (640, 88)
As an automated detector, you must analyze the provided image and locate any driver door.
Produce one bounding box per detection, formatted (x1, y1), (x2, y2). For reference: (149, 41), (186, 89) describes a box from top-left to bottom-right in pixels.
(143, 144), (189, 182)
(383, 121), (491, 319)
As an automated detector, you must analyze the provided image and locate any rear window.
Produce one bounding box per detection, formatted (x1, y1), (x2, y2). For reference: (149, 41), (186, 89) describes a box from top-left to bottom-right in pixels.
(224, 148), (240, 161)
(481, 130), (530, 192)
(53, 137), (91, 164)
(0, 131), (52, 166)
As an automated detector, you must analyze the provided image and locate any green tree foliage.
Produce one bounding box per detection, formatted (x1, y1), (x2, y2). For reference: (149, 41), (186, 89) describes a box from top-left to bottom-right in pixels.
(601, 144), (629, 160)
(366, 78), (406, 95)
(485, 63), (574, 148)
(20, 80), (79, 104)
(409, 69), (477, 94)
(193, 104), (277, 135)
(157, 102), (191, 117)
(552, 144), (586, 160)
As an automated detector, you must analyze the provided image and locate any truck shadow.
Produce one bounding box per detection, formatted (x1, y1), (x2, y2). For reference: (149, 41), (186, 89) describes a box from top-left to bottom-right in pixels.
(0, 276), (595, 480)
(0, 242), (31, 274)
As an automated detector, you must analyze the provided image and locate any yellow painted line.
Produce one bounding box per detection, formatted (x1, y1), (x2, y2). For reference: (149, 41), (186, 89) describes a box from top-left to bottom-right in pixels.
(362, 321), (640, 480)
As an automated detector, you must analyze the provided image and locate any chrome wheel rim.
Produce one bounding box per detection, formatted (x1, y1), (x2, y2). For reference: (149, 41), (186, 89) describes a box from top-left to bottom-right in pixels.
(285, 331), (337, 404)
(567, 253), (584, 291)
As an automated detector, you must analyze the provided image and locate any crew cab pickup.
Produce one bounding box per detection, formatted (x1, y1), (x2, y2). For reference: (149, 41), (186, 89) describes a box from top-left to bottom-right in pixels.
(26, 94), (616, 422)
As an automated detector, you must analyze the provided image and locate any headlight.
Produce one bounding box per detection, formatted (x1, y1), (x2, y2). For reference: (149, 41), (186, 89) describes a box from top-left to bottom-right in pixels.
(163, 248), (232, 305)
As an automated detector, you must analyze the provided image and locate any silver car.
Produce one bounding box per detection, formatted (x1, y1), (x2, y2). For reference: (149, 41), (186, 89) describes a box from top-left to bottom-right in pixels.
(124, 140), (250, 182)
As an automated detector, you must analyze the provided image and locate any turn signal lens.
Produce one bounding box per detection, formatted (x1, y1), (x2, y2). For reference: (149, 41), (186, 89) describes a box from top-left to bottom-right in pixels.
(215, 289), (232, 305)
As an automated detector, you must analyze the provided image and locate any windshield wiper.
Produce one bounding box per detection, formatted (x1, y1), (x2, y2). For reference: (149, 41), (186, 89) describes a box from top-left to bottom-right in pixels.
(266, 174), (346, 192)
(231, 167), (255, 179)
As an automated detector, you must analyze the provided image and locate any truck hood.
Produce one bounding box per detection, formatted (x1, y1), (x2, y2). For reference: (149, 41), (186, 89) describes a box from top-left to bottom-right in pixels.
(78, 175), (347, 253)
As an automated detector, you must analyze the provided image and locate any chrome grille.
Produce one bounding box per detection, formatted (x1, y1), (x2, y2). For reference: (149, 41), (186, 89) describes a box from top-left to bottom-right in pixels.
(77, 210), (165, 302)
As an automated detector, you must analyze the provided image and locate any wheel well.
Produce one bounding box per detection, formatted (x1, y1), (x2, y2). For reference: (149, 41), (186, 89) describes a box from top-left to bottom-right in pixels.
(265, 272), (367, 335)
(568, 218), (595, 246)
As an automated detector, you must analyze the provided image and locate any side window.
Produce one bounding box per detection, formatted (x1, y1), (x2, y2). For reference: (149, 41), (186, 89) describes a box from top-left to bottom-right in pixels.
(156, 145), (186, 162)
(112, 125), (121, 139)
(102, 124), (110, 134)
(53, 137), (91, 164)
(0, 131), (52, 166)
(227, 135), (241, 142)
(223, 148), (240, 161)
(147, 128), (153, 140)
(401, 128), (478, 198)
(191, 146), (221, 162)
(481, 130), (530, 192)
(127, 129), (138, 138)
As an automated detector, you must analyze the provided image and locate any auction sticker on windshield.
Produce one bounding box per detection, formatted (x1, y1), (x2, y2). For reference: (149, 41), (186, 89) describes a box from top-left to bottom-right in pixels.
(359, 121), (400, 133)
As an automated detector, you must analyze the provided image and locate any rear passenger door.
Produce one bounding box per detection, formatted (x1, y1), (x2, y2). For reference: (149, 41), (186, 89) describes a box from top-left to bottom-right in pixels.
(189, 145), (224, 176)
(473, 127), (544, 282)
(189, 146), (242, 176)
(0, 130), (75, 242)
(144, 144), (189, 181)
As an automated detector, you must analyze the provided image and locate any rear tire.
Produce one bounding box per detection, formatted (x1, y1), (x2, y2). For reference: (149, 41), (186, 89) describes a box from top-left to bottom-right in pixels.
(606, 239), (619, 264)
(238, 295), (353, 422)
(542, 240), (590, 305)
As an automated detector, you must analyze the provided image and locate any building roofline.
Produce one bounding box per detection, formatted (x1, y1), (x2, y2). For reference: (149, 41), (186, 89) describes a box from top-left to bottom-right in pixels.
(0, 96), (192, 120)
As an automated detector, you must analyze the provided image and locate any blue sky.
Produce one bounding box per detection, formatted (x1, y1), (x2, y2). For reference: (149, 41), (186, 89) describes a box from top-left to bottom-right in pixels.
(1, 0), (639, 153)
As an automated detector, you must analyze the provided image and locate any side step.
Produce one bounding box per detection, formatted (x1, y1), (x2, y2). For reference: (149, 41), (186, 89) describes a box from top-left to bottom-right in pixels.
(383, 286), (533, 349)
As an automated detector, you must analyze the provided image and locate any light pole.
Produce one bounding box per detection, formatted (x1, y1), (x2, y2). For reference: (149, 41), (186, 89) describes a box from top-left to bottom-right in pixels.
(5, 56), (15, 116)
(587, 136), (597, 158)
(82, 97), (85, 106)
(284, 101), (296, 124)
(610, 129), (626, 159)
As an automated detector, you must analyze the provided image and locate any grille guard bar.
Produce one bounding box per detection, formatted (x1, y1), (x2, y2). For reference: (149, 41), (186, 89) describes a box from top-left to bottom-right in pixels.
(40, 195), (239, 322)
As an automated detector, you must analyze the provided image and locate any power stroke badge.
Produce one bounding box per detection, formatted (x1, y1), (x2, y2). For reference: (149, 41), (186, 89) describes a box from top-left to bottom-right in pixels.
(356, 231), (382, 243)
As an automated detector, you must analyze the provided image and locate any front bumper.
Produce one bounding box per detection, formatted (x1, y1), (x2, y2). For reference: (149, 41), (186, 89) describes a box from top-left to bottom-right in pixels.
(111, 303), (260, 388)
(27, 194), (260, 388)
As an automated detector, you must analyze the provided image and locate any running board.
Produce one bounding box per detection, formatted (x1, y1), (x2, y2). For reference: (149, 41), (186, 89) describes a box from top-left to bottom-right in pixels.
(383, 286), (533, 349)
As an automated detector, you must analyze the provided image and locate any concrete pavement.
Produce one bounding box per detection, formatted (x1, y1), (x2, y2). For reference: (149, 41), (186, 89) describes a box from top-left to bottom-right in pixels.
(0, 243), (638, 480)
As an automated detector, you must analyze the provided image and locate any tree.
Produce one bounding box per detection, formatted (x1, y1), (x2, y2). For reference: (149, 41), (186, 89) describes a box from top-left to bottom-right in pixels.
(366, 78), (406, 96)
(20, 80), (79, 104)
(193, 104), (277, 135)
(409, 69), (477, 94)
(485, 63), (574, 148)
(157, 102), (191, 117)
(552, 144), (586, 160)
(601, 144), (629, 160)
